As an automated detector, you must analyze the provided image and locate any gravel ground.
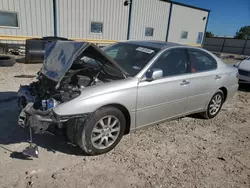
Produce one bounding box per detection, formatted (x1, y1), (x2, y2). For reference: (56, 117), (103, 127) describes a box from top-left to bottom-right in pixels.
(0, 61), (250, 188)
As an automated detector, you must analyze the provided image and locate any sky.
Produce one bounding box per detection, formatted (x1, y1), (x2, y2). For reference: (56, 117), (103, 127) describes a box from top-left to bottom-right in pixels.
(173, 0), (250, 37)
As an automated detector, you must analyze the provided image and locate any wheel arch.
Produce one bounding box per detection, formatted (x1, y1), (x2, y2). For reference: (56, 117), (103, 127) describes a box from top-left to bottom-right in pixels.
(218, 87), (228, 102)
(99, 103), (131, 135)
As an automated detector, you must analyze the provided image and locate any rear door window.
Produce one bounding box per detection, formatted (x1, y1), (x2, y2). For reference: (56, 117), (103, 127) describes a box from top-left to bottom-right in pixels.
(187, 49), (217, 73)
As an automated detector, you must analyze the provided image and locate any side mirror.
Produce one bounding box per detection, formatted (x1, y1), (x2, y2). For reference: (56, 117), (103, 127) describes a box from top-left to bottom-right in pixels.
(145, 69), (163, 81)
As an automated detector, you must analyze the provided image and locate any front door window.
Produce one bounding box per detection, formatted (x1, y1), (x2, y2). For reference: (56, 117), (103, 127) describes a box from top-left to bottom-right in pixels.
(150, 48), (188, 77)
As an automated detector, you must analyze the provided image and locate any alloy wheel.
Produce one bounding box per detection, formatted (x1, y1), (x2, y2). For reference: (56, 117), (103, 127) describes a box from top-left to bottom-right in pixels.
(209, 94), (222, 116)
(91, 115), (121, 149)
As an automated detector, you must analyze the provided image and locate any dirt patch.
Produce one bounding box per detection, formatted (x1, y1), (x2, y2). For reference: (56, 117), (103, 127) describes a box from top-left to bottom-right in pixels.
(0, 63), (250, 188)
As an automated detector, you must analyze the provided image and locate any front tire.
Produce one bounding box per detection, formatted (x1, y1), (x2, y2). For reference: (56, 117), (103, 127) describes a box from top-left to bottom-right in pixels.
(77, 106), (126, 155)
(201, 90), (224, 119)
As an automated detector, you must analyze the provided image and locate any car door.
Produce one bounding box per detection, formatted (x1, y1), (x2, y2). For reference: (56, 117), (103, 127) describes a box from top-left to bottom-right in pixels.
(136, 48), (190, 128)
(185, 48), (220, 113)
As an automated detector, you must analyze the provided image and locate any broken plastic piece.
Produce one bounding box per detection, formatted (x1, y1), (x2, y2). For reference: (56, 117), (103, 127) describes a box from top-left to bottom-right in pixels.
(22, 126), (39, 158)
(22, 144), (39, 158)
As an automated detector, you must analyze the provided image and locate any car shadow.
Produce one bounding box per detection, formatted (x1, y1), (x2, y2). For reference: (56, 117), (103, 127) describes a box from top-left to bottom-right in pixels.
(0, 91), (85, 160)
(3, 84), (248, 159)
(188, 85), (250, 119)
(15, 57), (26, 63)
(187, 114), (205, 120)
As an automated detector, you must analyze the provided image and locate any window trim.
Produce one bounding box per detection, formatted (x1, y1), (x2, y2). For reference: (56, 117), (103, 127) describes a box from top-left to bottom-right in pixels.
(180, 31), (188, 40)
(90, 21), (103, 34)
(187, 48), (217, 74)
(196, 32), (203, 44)
(145, 27), (154, 37)
(0, 10), (19, 28)
(143, 48), (190, 80)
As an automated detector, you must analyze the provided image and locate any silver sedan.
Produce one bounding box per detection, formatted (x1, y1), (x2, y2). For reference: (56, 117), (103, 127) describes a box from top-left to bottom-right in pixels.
(18, 40), (238, 156)
(234, 56), (250, 84)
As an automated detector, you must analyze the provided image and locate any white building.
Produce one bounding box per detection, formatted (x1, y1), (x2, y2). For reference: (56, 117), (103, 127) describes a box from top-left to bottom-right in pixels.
(0, 0), (210, 45)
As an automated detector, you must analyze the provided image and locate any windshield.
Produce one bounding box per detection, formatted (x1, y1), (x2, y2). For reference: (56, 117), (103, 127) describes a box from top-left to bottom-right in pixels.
(103, 43), (159, 76)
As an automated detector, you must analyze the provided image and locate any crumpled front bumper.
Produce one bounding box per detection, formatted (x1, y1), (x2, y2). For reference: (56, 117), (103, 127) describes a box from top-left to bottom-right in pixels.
(17, 84), (59, 133)
(18, 102), (61, 133)
(17, 85), (88, 133)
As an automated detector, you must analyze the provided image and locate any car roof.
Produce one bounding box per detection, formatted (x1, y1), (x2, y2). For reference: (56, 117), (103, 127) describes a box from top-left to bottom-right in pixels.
(122, 40), (184, 50)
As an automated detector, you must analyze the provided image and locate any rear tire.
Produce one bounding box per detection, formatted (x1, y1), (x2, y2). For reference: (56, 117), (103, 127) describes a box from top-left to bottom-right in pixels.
(77, 107), (126, 155)
(201, 90), (224, 119)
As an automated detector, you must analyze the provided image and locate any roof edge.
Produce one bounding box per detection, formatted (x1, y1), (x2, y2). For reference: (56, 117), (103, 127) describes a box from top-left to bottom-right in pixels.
(160, 0), (211, 12)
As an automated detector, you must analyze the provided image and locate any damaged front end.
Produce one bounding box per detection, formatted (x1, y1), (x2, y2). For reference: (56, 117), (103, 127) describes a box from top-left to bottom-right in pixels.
(17, 41), (127, 157)
(18, 102), (62, 133)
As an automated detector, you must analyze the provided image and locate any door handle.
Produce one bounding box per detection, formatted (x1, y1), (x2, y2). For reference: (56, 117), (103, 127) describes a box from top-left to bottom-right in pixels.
(214, 75), (222, 80)
(180, 80), (190, 86)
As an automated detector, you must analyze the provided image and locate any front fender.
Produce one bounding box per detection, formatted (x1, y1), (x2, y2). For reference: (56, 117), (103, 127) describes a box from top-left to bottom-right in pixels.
(54, 88), (137, 116)
(53, 78), (138, 116)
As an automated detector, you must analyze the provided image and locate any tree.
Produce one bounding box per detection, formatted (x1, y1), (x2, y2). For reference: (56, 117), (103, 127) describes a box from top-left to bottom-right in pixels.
(235, 26), (250, 39)
(206, 31), (214, 38)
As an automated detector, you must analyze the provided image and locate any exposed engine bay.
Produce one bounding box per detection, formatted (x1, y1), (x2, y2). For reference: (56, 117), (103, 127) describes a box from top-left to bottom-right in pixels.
(18, 41), (127, 136)
(22, 58), (113, 111)
(18, 62), (107, 134)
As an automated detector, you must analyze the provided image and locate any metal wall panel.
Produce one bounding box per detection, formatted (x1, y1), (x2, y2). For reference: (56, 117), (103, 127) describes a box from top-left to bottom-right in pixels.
(129, 0), (170, 41)
(243, 49), (250, 56)
(203, 45), (223, 52)
(204, 37), (250, 55)
(57, 0), (130, 40)
(0, 0), (54, 36)
(223, 47), (243, 54)
(225, 39), (246, 47)
(246, 40), (250, 48)
(204, 38), (225, 46)
(168, 4), (208, 44)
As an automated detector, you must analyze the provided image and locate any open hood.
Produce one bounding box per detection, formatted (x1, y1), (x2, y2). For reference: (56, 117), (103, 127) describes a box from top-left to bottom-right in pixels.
(41, 41), (127, 83)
